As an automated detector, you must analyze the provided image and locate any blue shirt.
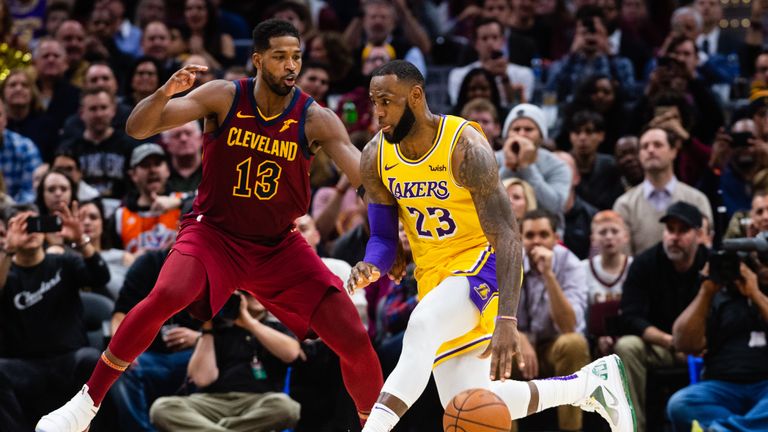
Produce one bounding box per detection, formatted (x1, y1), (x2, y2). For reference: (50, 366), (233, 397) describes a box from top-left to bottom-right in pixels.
(547, 53), (636, 102)
(0, 129), (42, 203)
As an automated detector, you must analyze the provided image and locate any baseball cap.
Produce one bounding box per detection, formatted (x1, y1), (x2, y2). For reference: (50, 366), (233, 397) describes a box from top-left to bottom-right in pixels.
(748, 88), (768, 117)
(130, 143), (166, 168)
(502, 103), (548, 140)
(659, 201), (703, 229)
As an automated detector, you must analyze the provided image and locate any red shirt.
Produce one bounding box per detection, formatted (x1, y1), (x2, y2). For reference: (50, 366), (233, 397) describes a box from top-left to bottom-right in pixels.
(190, 78), (314, 241)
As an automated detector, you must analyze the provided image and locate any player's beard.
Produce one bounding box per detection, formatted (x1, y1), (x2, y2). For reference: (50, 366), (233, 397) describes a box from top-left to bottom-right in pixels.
(263, 69), (293, 96)
(385, 104), (416, 143)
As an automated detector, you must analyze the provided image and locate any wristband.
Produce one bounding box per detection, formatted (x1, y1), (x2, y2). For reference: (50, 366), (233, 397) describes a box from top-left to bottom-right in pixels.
(363, 204), (399, 274)
(70, 235), (91, 250)
(496, 315), (518, 325)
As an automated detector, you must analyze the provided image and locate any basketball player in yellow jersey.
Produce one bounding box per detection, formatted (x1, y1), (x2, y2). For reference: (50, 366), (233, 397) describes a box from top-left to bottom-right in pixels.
(350, 60), (636, 432)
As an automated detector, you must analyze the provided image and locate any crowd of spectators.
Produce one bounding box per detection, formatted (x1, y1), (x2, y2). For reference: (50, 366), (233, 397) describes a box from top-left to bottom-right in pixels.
(1, 0), (768, 431)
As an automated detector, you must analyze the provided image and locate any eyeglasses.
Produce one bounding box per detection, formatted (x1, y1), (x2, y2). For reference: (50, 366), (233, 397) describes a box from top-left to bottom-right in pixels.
(136, 70), (157, 77)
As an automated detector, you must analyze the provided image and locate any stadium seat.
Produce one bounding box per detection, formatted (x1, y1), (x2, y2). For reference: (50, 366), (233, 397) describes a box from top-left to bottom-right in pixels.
(80, 292), (114, 351)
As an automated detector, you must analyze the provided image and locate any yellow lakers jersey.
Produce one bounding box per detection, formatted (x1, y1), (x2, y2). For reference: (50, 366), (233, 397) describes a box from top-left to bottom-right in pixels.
(377, 115), (492, 296)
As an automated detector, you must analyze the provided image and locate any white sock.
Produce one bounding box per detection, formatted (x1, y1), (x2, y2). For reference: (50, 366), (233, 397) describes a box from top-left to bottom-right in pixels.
(531, 372), (587, 411)
(488, 380), (533, 419)
(362, 403), (400, 432)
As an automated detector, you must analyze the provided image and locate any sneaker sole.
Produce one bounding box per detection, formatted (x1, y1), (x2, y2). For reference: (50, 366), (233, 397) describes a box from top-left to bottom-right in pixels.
(612, 354), (638, 432)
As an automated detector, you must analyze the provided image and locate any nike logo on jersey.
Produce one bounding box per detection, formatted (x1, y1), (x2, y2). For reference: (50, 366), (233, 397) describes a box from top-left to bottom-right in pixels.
(384, 163), (399, 171)
(236, 111), (256, 119)
(279, 119), (297, 132)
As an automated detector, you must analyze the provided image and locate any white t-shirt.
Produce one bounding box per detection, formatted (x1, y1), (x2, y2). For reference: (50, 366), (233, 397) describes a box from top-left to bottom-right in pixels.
(582, 255), (632, 305)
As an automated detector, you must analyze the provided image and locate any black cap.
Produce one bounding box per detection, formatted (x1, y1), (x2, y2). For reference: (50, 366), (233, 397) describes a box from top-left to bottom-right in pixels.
(659, 201), (703, 229)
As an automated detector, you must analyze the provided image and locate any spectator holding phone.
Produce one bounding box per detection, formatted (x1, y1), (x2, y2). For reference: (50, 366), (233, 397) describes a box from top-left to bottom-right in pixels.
(700, 118), (768, 218)
(0, 203), (110, 430)
(34, 168), (77, 254)
(447, 17), (534, 109)
(546, 5), (635, 103)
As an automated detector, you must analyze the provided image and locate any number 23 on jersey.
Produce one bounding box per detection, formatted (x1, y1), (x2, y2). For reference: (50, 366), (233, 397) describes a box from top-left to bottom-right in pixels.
(232, 157), (282, 200)
(405, 206), (457, 240)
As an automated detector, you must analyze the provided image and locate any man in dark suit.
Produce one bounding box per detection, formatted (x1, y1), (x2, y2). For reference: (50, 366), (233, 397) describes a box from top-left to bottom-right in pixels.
(693, 0), (740, 58)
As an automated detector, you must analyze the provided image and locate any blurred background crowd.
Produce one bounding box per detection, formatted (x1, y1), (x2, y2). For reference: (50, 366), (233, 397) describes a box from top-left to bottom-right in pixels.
(1, 0), (768, 431)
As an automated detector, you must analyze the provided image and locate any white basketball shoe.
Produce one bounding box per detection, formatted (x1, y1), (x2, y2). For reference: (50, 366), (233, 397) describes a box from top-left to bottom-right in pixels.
(36, 384), (99, 432)
(573, 354), (637, 432)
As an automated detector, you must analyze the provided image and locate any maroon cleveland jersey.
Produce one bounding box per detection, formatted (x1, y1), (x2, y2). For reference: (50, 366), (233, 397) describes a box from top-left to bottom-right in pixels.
(190, 78), (315, 240)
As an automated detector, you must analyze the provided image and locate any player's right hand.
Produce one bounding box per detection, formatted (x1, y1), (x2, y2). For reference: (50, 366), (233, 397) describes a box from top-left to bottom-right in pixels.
(162, 64), (209, 97)
(347, 262), (381, 294)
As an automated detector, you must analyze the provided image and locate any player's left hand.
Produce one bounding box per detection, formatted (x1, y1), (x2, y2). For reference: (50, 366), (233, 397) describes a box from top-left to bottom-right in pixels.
(347, 262), (381, 294)
(479, 319), (521, 381)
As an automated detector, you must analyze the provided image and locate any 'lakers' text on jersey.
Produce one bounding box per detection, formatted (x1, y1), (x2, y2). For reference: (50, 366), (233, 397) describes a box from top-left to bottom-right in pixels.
(191, 78), (314, 239)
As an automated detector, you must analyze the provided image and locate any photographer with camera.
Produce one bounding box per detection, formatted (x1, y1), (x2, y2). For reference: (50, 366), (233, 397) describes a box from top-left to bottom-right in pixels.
(666, 260), (768, 431)
(546, 5), (635, 103)
(149, 292), (301, 432)
(0, 203), (110, 430)
(614, 201), (709, 432)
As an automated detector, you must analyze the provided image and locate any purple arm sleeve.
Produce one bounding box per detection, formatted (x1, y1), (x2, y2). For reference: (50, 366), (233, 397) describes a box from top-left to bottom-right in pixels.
(363, 203), (399, 273)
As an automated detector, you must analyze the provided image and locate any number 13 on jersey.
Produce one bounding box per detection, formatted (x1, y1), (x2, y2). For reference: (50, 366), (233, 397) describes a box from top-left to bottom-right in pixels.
(232, 157), (282, 200)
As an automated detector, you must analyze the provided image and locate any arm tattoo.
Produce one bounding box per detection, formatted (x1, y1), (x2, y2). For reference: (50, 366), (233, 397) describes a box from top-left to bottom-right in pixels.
(456, 132), (523, 317)
(361, 138), (397, 205)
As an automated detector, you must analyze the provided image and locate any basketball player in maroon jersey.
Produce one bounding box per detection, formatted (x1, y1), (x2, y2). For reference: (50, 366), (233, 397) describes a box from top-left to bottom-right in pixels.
(37, 19), (383, 431)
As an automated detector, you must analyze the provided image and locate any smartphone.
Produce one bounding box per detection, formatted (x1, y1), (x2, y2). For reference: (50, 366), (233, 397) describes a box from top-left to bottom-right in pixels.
(581, 16), (597, 33)
(26, 215), (63, 233)
(731, 132), (754, 148)
(490, 49), (504, 60)
(218, 294), (241, 321)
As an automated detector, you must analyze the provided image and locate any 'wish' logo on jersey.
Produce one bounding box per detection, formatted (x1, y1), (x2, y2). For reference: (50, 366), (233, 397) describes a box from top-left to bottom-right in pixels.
(386, 177), (450, 200)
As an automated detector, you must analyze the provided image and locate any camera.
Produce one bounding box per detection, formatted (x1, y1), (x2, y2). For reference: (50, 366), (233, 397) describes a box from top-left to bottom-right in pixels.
(708, 232), (768, 286)
(730, 132), (754, 148)
(218, 294), (241, 321)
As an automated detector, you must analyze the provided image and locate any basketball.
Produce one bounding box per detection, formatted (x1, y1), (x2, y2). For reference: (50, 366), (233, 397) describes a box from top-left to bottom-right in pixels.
(443, 388), (512, 432)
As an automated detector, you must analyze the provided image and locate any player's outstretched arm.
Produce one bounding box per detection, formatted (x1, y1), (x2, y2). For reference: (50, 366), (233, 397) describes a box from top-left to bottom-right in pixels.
(453, 125), (524, 381)
(126, 65), (234, 139)
(346, 137), (398, 293)
(306, 104), (363, 188)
